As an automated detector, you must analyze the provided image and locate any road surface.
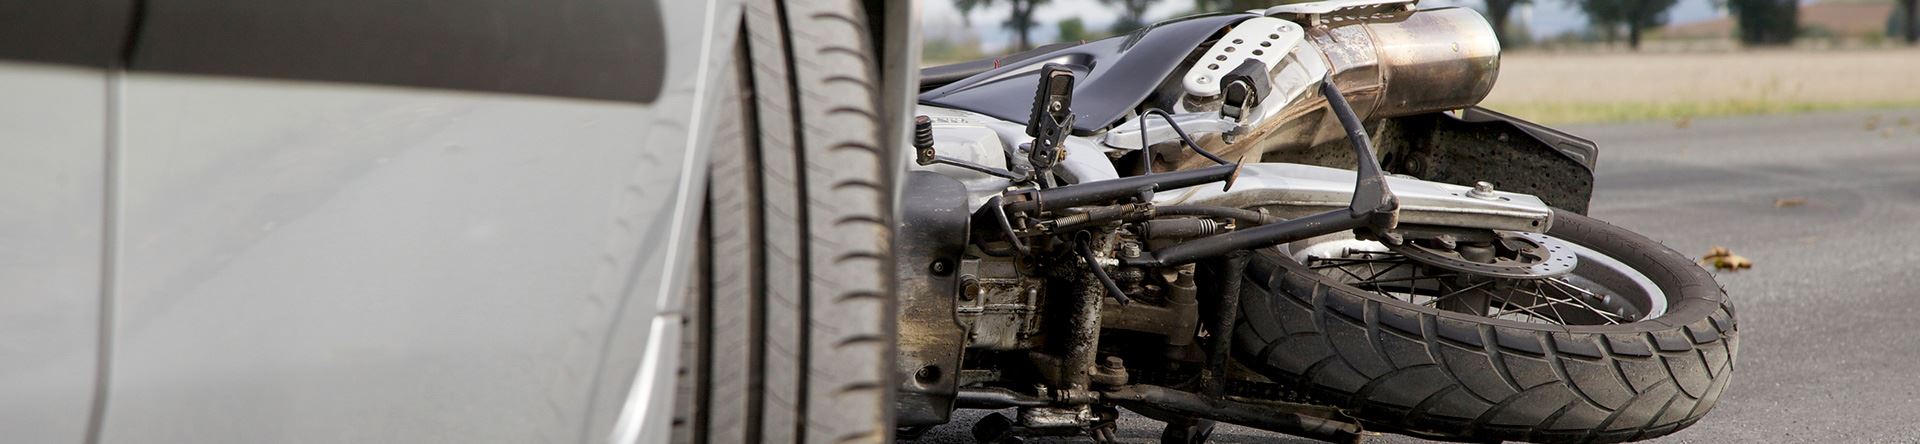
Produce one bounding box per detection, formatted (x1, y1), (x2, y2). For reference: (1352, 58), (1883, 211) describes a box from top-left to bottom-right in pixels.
(911, 107), (1920, 443)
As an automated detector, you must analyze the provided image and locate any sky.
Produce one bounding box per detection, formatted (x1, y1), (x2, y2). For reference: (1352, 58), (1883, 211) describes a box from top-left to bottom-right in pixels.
(921, 0), (1732, 50)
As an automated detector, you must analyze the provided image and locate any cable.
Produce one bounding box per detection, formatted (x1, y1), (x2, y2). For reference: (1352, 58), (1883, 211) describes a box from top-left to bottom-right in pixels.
(1138, 112), (1154, 174)
(1143, 109), (1232, 165)
(986, 195), (1029, 255)
(1076, 237), (1132, 305)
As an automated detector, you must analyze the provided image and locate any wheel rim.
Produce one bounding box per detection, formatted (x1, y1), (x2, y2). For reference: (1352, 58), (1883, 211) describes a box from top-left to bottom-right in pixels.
(1284, 233), (1668, 326)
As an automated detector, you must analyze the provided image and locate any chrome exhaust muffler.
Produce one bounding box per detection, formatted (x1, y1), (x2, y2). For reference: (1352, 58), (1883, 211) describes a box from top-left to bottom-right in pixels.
(1160, 3), (1501, 170)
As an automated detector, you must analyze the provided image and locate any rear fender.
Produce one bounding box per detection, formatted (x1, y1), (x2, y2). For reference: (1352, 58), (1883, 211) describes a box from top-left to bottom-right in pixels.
(1375, 106), (1599, 214)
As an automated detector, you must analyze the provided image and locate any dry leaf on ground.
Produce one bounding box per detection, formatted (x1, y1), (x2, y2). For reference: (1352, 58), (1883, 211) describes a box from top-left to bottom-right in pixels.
(1700, 246), (1753, 271)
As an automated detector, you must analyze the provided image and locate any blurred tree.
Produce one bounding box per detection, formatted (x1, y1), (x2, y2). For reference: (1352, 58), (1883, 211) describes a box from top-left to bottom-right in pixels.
(1058, 17), (1092, 41)
(1572, 0), (1624, 44)
(1103, 0), (1157, 34)
(1572, 0), (1674, 49)
(1620, 0), (1676, 49)
(1897, 0), (1918, 44)
(1484, 0), (1531, 48)
(1725, 0), (1797, 46)
(957, 0), (1053, 51)
(1504, 18), (1537, 46)
(958, 0), (983, 26)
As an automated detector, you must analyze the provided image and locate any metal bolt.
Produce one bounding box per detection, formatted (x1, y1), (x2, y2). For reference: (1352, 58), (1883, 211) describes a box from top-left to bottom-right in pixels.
(913, 115), (935, 149)
(1196, 76), (1211, 84)
(959, 276), (980, 301)
(929, 259), (951, 276)
(1101, 356), (1125, 370)
(1468, 181), (1499, 199)
(914, 365), (942, 384)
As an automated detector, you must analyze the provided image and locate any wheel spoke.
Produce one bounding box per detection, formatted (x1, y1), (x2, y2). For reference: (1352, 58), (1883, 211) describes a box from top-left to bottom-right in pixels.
(1507, 280), (1622, 325)
(1542, 278), (1628, 324)
(1306, 240), (1646, 326)
(1330, 263), (1372, 283)
(1487, 299), (1560, 321)
(1340, 273), (1462, 287)
(1365, 261), (1405, 282)
(1537, 282), (1570, 324)
(1422, 279), (1494, 307)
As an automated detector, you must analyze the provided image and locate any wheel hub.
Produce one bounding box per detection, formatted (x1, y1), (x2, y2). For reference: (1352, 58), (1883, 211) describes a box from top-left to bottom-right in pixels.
(1388, 232), (1577, 279)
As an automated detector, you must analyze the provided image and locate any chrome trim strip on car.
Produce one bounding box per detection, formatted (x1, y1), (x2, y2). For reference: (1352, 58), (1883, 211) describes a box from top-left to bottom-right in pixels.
(608, 1), (719, 442)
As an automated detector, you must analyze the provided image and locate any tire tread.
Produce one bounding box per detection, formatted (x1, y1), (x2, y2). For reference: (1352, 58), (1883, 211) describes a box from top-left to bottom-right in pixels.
(677, 1), (892, 443)
(1234, 210), (1737, 443)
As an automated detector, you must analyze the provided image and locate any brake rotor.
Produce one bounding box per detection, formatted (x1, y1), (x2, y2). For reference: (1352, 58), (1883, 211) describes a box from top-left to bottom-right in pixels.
(1387, 232), (1577, 279)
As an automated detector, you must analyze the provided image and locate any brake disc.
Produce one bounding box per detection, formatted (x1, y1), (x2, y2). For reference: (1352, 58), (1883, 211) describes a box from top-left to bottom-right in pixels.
(1387, 232), (1577, 279)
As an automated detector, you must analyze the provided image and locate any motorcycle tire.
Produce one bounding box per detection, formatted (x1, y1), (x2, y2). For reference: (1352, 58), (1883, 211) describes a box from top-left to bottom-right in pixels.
(672, 0), (895, 443)
(1233, 209), (1738, 443)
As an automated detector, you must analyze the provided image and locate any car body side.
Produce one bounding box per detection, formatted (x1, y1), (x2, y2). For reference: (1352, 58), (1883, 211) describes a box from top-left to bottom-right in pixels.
(0, 0), (749, 442)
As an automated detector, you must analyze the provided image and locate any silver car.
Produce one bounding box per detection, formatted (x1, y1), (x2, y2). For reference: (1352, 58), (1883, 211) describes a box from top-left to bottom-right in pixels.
(2, 0), (909, 443)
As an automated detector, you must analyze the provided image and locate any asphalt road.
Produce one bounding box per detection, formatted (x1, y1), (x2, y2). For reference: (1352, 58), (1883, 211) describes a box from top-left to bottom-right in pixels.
(912, 108), (1920, 443)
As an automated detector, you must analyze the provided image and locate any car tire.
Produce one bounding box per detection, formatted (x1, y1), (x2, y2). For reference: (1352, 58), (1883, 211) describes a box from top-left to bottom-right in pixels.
(672, 1), (895, 443)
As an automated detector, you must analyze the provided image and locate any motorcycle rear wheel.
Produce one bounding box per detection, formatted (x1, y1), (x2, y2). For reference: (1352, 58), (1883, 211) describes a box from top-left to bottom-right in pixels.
(1233, 209), (1738, 443)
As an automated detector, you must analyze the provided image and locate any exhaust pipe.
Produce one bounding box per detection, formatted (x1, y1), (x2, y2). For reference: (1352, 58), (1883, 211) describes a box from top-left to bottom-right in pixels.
(1310, 6), (1502, 119)
(1169, 6), (1502, 171)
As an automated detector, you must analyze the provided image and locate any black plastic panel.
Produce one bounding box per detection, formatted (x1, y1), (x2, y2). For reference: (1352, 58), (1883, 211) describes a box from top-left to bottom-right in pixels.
(918, 13), (1253, 135)
(130, 0), (666, 103)
(0, 0), (137, 67)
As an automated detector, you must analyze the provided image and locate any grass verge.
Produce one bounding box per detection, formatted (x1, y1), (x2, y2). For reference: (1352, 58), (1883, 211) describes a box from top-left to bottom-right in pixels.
(1477, 100), (1920, 124)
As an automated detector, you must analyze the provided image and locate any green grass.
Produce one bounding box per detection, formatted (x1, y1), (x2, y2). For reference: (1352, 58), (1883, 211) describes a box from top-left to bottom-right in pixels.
(1477, 100), (1920, 124)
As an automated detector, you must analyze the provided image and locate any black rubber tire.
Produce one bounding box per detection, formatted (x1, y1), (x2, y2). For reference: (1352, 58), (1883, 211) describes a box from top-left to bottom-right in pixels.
(1160, 418), (1217, 444)
(1233, 209), (1738, 443)
(672, 1), (895, 443)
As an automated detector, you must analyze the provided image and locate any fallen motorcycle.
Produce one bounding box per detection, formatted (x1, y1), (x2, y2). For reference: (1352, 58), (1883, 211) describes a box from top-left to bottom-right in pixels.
(893, 1), (1739, 442)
